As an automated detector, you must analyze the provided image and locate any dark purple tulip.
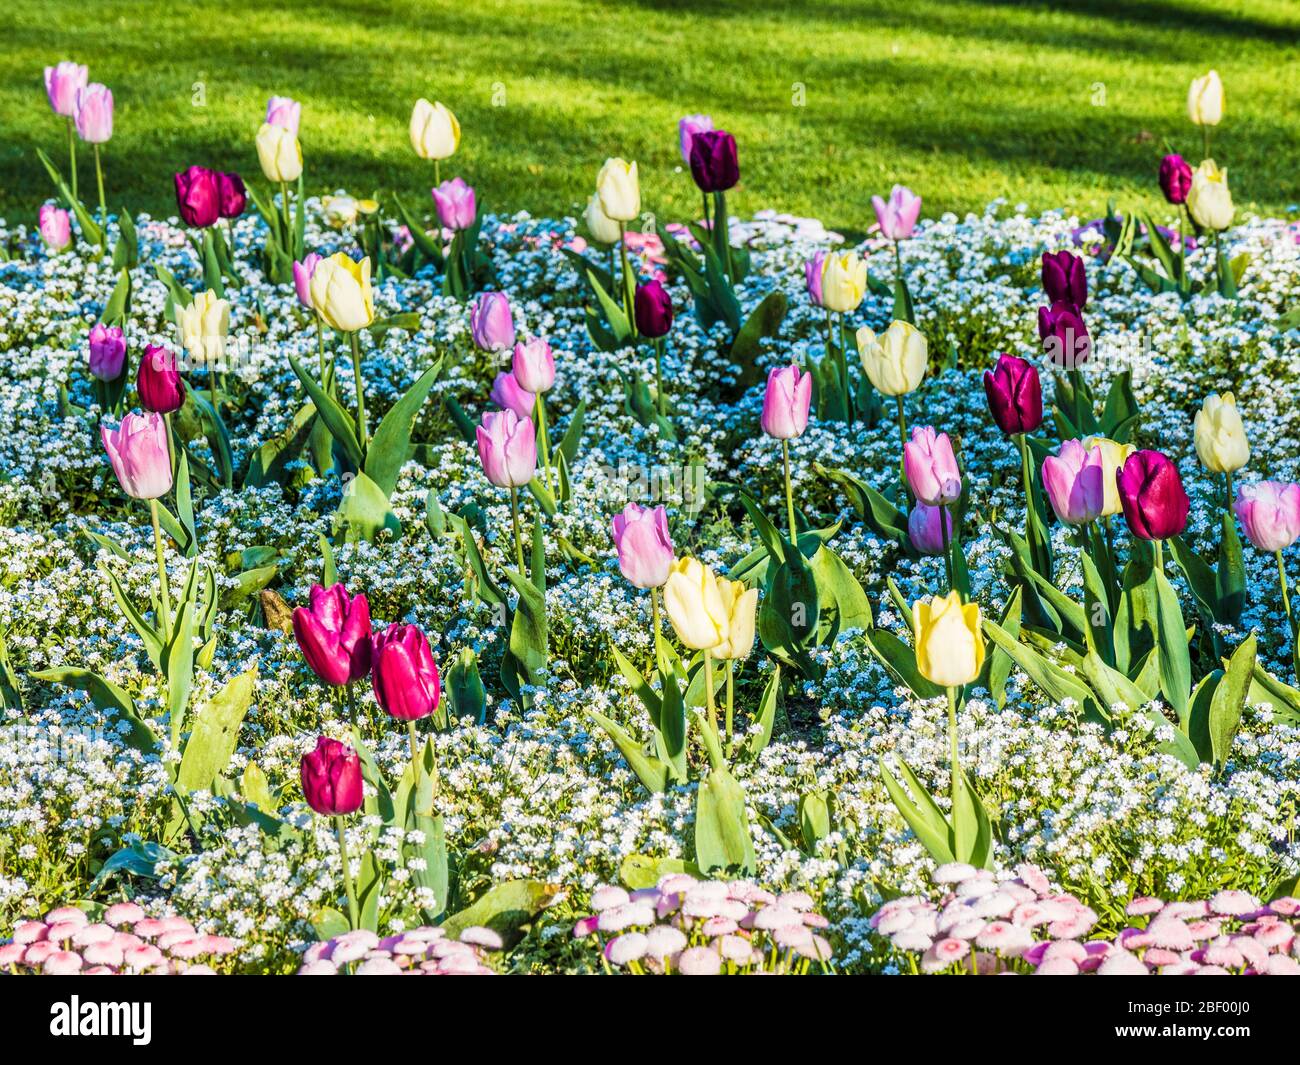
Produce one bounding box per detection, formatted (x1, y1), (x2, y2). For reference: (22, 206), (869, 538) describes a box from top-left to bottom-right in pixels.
(371, 624), (441, 721)
(983, 353), (1043, 435)
(1117, 450), (1190, 541)
(218, 172), (247, 219)
(300, 736), (364, 816)
(1037, 301), (1091, 370)
(688, 130), (739, 194)
(634, 280), (674, 338)
(292, 583), (374, 687)
(173, 165), (221, 228)
(137, 344), (185, 414)
(1042, 250), (1087, 308)
(1159, 154), (1193, 206)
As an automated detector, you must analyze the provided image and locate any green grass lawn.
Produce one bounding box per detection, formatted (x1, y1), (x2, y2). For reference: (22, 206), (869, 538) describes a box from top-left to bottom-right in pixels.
(2, 0), (1298, 235)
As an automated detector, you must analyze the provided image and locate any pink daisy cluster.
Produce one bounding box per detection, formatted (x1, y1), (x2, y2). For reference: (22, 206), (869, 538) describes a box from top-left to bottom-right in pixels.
(1, 902), (238, 975)
(298, 926), (501, 975)
(572, 875), (834, 975)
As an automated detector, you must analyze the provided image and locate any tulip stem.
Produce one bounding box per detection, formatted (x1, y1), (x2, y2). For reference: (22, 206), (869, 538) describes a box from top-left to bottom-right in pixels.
(946, 685), (961, 839)
(1202, 126), (1211, 163)
(1278, 551), (1294, 637)
(164, 412), (177, 481)
(408, 720), (422, 776)
(703, 648), (718, 734)
(781, 439), (797, 541)
(724, 658), (735, 742)
(715, 191), (734, 284)
(315, 314), (328, 383)
(1224, 470), (1234, 513)
(535, 395), (554, 495)
(93, 144), (107, 248)
(893, 241), (903, 288)
(66, 117), (78, 201)
(510, 487), (526, 573)
(349, 332), (369, 447)
(654, 338), (666, 418)
(334, 816), (361, 931)
(278, 181), (292, 248)
(896, 395), (910, 507)
(345, 683), (359, 727)
(837, 313), (853, 428)
(939, 502), (954, 594)
(1016, 432), (1048, 578)
(650, 586), (662, 668)
(618, 223), (637, 338)
(149, 498), (173, 642)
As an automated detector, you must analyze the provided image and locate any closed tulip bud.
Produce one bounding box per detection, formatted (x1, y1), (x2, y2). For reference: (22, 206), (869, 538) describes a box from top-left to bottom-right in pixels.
(663, 556), (729, 651)
(38, 204), (72, 251)
(1080, 435), (1136, 518)
(101, 412), (172, 500)
(596, 158), (640, 223)
(611, 503), (675, 589)
(309, 253), (374, 332)
(584, 193), (622, 246)
(633, 280), (673, 338)
(1117, 450), (1191, 541)
(1037, 300), (1090, 369)
(409, 99), (460, 161)
(688, 130), (739, 194)
(255, 122), (302, 183)
(265, 96), (301, 135)
(904, 426), (962, 507)
(713, 576), (758, 661)
(293, 253), (321, 309)
(907, 504), (953, 556)
(982, 353), (1043, 435)
(179, 289), (230, 368)
(857, 320), (927, 396)
(1188, 70), (1223, 126)
(137, 344), (185, 414)
(44, 61), (88, 117)
(490, 370), (535, 421)
(88, 323), (126, 381)
(760, 364), (812, 440)
(872, 185), (922, 242)
(678, 114), (714, 163)
(1159, 153), (1193, 205)
(1234, 481), (1300, 553)
(300, 736), (363, 816)
(469, 292), (515, 352)
(1194, 392), (1249, 474)
(1187, 159), (1234, 231)
(819, 250), (866, 313)
(74, 84), (113, 143)
(173, 166), (221, 228)
(804, 251), (826, 308)
(913, 591), (985, 688)
(512, 336), (555, 394)
(371, 624), (441, 721)
(1041, 440), (1106, 526)
(432, 177), (476, 231)
(217, 172), (247, 219)
(476, 409), (536, 489)
(292, 583), (373, 687)
(1041, 250), (1087, 308)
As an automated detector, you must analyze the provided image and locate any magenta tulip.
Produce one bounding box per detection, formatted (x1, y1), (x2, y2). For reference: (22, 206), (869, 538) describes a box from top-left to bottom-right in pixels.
(1037, 301), (1090, 370)
(293, 253), (321, 309)
(88, 323), (126, 382)
(611, 503), (675, 589)
(470, 292), (515, 352)
(904, 426), (962, 507)
(265, 96), (301, 135)
(678, 114), (714, 164)
(137, 344), (185, 414)
(74, 84), (113, 143)
(44, 61), (88, 118)
(872, 185), (922, 242)
(300, 736), (364, 816)
(476, 409), (536, 489)
(101, 413), (172, 500)
(1117, 450), (1190, 541)
(490, 371), (535, 421)
(1159, 154), (1194, 206)
(908, 504), (953, 556)
(512, 337), (555, 394)
(633, 280), (673, 339)
(761, 364), (812, 440)
(174, 166), (221, 228)
(983, 354), (1043, 435)
(1235, 482), (1300, 553)
(218, 172), (247, 219)
(1042, 250), (1087, 308)
(371, 624), (441, 722)
(292, 584), (374, 687)
(432, 177), (476, 231)
(39, 204), (72, 251)
(1041, 440), (1105, 526)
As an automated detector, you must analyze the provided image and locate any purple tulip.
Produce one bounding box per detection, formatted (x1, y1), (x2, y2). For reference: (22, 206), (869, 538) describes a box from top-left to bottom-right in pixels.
(1234, 481), (1300, 553)
(1116, 450), (1190, 541)
(39, 204), (72, 251)
(218, 172), (247, 219)
(44, 61), (88, 118)
(476, 409), (536, 489)
(611, 503), (675, 589)
(137, 344), (185, 414)
(490, 370), (536, 421)
(904, 426), (962, 507)
(1041, 440), (1105, 526)
(300, 736), (364, 816)
(1159, 154), (1194, 206)
(633, 280), (673, 339)
(1037, 301), (1091, 370)
(88, 323), (126, 382)
(265, 96), (301, 135)
(293, 253), (321, 310)
(292, 583), (373, 687)
(512, 336), (555, 394)
(101, 412), (172, 500)
(470, 292), (516, 352)
(760, 364), (812, 440)
(174, 166), (221, 228)
(1042, 250), (1087, 308)
(804, 251), (826, 308)
(74, 84), (113, 143)
(371, 624), (441, 722)
(432, 177), (476, 231)
(678, 114), (714, 164)
(907, 504), (953, 556)
(872, 185), (922, 242)
(688, 130), (739, 194)
(982, 353), (1043, 435)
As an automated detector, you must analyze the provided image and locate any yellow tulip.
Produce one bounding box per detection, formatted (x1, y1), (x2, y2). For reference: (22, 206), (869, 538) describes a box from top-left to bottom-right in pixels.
(1186, 159), (1233, 231)
(596, 158), (640, 223)
(712, 576), (758, 661)
(913, 591), (984, 689)
(320, 195), (359, 229)
(663, 556), (727, 651)
(820, 251), (866, 313)
(178, 289), (230, 369)
(1081, 435), (1136, 518)
(1187, 70), (1223, 127)
(255, 122), (302, 183)
(1194, 392), (1249, 474)
(409, 99), (460, 161)
(857, 320), (927, 396)
(309, 253), (374, 333)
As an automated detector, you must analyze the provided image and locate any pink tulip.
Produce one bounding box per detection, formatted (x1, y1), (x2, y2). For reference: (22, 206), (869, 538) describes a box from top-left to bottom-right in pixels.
(476, 409), (536, 489)
(904, 426), (962, 506)
(88, 323), (126, 382)
(292, 583), (373, 686)
(1234, 481), (1300, 553)
(44, 61), (88, 117)
(265, 96), (301, 134)
(74, 83), (113, 143)
(294, 253), (321, 309)
(101, 412), (172, 500)
(1041, 440), (1105, 525)
(907, 504), (953, 556)
(490, 370), (535, 421)
(39, 204), (72, 251)
(611, 503), (675, 589)
(371, 624), (441, 722)
(470, 292), (516, 352)
(760, 364), (812, 440)
(432, 177), (476, 231)
(872, 185), (922, 241)
(511, 337), (555, 394)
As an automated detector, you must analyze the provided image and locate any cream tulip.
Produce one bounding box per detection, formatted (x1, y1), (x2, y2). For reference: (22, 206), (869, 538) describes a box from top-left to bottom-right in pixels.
(857, 320), (927, 396)
(255, 122), (302, 183)
(1194, 392), (1249, 474)
(663, 556), (727, 651)
(584, 193), (622, 245)
(178, 289), (230, 369)
(913, 591), (984, 689)
(596, 158), (640, 223)
(1187, 70), (1223, 127)
(409, 99), (460, 161)
(1187, 159), (1234, 231)
(1081, 435), (1137, 518)
(309, 253), (375, 333)
(712, 577), (758, 661)
(819, 251), (866, 313)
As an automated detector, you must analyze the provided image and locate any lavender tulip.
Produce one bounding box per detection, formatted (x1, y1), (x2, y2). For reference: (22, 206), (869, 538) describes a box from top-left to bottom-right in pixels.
(43, 61), (87, 117)
(470, 292), (515, 352)
(872, 186), (922, 242)
(88, 323), (126, 382)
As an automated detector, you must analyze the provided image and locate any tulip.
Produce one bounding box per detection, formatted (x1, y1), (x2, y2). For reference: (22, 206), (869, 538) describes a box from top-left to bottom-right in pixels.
(908, 504), (953, 557)
(872, 185), (922, 242)
(857, 321), (927, 397)
(512, 337), (556, 394)
(432, 177), (476, 231)
(38, 204), (71, 251)
(1081, 435), (1137, 518)
(300, 736), (364, 816)
(1041, 440), (1105, 526)
(678, 114), (714, 163)
(584, 193), (622, 246)
(476, 409), (536, 491)
(819, 250), (866, 314)
(101, 412), (172, 501)
(255, 122), (302, 183)
(1187, 159), (1233, 231)
(804, 251), (826, 308)
(1117, 450), (1190, 542)
(218, 172), (247, 220)
(309, 253), (374, 332)
(292, 583), (374, 689)
(1159, 153), (1193, 206)
(321, 195), (360, 229)
(761, 364), (812, 441)
(372, 623), (442, 724)
(74, 83), (112, 143)
(983, 354), (1042, 436)
(611, 503), (675, 590)
(1188, 70), (1223, 127)
(410, 99), (460, 165)
(596, 158), (640, 223)
(265, 96), (301, 135)
(713, 575), (758, 662)
(663, 556), (727, 652)
(1194, 392), (1249, 476)
(1037, 300), (1090, 369)
(137, 344), (185, 415)
(1041, 250), (1087, 309)
(293, 253), (321, 310)
(1235, 481), (1300, 554)
(633, 280), (673, 339)
(44, 61), (87, 117)
(174, 166), (221, 228)
(688, 130), (739, 194)
(913, 591), (984, 689)
(470, 292), (515, 352)
(88, 323), (126, 382)
(490, 370), (535, 421)
(904, 426), (962, 507)
(178, 289), (231, 370)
